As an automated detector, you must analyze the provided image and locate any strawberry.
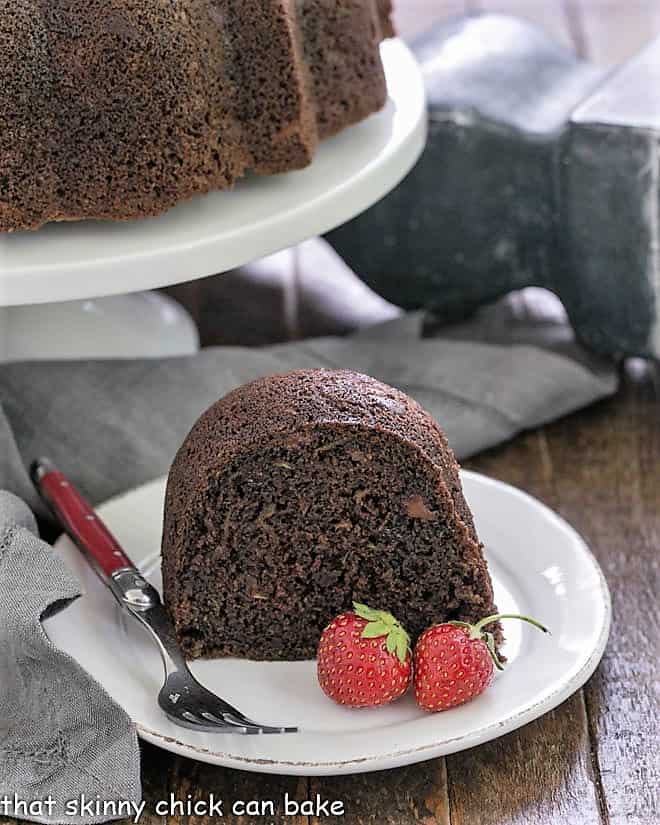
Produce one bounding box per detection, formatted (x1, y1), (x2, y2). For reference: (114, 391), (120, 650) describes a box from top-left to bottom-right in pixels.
(317, 602), (412, 707)
(414, 613), (549, 712)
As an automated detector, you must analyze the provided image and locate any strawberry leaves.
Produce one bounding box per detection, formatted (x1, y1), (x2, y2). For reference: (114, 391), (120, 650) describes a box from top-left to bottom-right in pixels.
(317, 609), (412, 707)
(353, 602), (410, 664)
(362, 621), (390, 638)
(352, 603), (383, 622)
(414, 614), (550, 712)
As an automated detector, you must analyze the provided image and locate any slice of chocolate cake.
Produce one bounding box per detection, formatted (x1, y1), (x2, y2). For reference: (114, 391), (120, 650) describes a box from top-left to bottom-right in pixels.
(161, 369), (500, 660)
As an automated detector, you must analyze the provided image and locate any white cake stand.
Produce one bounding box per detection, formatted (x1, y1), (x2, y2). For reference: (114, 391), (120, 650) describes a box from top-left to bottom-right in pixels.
(0, 40), (426, 361)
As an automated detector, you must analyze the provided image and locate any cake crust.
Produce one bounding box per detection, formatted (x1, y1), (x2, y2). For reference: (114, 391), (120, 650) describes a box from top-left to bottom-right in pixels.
(0, 1), (391, 232)
(162, 370), (500, 661)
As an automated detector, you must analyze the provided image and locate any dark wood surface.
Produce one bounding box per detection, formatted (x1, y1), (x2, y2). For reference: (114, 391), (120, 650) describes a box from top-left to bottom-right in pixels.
(4, 4), (657, 825)
(156, 4), (660, 823)
(126, 358), (658, 825)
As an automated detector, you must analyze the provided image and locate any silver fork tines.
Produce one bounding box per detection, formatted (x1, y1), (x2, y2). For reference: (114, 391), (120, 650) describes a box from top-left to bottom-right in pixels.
(118, 575), (298, 735)
(30, 458), (297, 736)
(158, 671), (297, 734)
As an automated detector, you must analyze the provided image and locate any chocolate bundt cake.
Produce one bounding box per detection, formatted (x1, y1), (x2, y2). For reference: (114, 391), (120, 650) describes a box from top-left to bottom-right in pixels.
(0, 1), (393, 232)
(162, 369), (500, 661)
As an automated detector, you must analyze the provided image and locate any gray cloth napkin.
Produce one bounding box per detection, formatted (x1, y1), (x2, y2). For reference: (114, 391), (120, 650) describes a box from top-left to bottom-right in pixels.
(0, 301), (618, 819)
(0, 492), (141, 824)
(0, 305), (617, 516)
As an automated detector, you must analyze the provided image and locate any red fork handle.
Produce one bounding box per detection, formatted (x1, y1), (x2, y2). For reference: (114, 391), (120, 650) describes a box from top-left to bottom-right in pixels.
(31, 458), (135, 582)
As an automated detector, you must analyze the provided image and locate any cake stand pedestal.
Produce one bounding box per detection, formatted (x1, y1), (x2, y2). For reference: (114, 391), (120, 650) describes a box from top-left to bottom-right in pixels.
(0, 40), (426, 362)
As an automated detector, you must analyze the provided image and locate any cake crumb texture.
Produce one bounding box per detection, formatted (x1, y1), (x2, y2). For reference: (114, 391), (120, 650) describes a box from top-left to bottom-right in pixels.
(0, 0), (391, 232)
(162, 370), (501, 661)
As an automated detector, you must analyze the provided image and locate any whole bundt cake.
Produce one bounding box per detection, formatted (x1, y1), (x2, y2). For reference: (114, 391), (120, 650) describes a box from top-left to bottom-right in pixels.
(0, 1), (393, 232)
(161, 369), (500, 661)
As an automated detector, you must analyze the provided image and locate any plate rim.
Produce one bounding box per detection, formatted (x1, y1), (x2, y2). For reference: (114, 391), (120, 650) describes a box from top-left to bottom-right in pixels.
(50, 470), (612, 775)
(0, 39), (426, 306)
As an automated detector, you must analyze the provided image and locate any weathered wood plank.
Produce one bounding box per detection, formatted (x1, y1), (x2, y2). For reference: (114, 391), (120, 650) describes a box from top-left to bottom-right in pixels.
(446, 694), (603, 825)
(309, 760), (450, 825)
(561, 0), (589, 58)
(538, 361), (660, 825)
(464, 361), (660, 825)
(163, 756), (308, 824)
(156, 6), (657, 825)
(393, 0), (464, 41)
(474, 0), (574, 49)
(572, 0), (660, 64)
(132, 742), (169, 825)
(451, 416), (605, 825)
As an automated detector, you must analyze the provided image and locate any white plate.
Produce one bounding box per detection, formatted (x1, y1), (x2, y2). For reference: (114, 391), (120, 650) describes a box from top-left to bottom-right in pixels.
(45, 471), (610, 775)
(0, 39), (426, 306)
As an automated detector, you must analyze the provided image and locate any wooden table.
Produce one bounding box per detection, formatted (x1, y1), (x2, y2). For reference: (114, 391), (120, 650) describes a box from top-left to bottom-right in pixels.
(131, 366), (658, 825)
(10, 4), (653, 825)
(156, 5), (660, 824)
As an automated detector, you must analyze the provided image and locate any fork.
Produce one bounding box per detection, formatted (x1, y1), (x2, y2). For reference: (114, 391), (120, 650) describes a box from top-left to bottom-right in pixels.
(31, 458), (297, 735)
